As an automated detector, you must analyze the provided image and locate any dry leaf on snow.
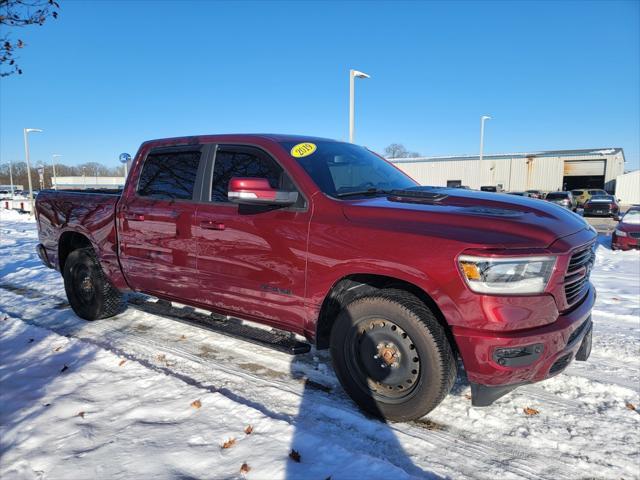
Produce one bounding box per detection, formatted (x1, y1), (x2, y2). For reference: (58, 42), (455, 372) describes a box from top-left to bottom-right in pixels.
(625, 402), (636, 411)
(222, 438), (236, 449)
(289, 449), (301, 463)
(191, 399), (202, 409)
(118, 359), (126, 367)
(523, 407), (540, 416)
(77, 411), (85, 419)
(240, 463), (251, 474)
(244, 425), (253, 435)
(54, 346), (63, 352)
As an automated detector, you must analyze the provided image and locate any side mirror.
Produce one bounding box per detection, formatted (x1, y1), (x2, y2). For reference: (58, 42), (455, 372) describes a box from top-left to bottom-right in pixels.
(228, 177), (298, 206)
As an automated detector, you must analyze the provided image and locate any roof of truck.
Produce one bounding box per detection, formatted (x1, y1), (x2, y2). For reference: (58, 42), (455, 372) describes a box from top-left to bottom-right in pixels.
(142, 133), (340, 145)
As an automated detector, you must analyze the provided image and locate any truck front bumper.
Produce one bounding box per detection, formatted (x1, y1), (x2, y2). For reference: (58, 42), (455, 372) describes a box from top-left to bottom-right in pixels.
(453, 284), (595, 406)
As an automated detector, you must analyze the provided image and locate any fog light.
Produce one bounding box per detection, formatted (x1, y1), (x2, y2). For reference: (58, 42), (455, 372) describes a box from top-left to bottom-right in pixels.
(493, 344), (544, 368)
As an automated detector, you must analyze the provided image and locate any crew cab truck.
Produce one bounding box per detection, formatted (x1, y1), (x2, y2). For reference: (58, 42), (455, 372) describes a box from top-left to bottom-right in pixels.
(35, 134), (596, 421)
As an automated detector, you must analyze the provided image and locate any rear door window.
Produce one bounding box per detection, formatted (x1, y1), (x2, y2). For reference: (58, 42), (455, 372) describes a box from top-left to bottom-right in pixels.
(138, 149), (202, 200)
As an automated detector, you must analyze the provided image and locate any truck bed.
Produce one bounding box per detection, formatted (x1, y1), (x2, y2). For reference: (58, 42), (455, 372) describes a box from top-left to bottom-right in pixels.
(35, 189), (128, 290)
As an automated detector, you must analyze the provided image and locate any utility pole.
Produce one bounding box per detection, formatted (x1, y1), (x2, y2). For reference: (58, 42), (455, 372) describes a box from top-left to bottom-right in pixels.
(479, 115), (491, 188)
(23, 128), (43, 215)
(349, 69), (370, 143)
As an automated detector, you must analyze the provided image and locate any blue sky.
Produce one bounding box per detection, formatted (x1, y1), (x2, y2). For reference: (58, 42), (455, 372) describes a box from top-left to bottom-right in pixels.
(1, 0), (639, 170)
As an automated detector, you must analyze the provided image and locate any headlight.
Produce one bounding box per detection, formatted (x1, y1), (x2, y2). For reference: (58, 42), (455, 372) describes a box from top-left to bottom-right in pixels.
(458, 255), (556, 295)
(614, 229), (627, 237)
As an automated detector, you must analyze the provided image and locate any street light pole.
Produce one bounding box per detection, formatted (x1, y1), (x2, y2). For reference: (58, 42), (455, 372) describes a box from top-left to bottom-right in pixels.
(23, 128), (43, 215)
(52, 154), (62, 190)
(479, 115), (491, 188)
(349, 69), (370, 143)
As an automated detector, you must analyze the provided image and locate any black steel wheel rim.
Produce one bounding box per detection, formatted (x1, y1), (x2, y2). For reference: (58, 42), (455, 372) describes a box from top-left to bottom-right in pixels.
(72, 264), (96, 305)
(345, 317), (421, 403)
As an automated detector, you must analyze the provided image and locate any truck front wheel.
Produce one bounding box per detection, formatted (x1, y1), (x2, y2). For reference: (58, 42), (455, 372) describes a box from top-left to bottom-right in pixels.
(63, 247), (123, 320)
(330, 290), (456, 422)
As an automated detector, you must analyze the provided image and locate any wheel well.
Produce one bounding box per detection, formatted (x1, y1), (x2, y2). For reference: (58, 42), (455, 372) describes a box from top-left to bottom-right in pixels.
(314, 274), (456, 354)
(58, 232), (92, 271)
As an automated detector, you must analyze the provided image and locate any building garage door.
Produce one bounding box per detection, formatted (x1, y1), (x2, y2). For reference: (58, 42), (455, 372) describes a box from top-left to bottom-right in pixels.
(563, 160), (605, 176)
(562, 160), (606, 191)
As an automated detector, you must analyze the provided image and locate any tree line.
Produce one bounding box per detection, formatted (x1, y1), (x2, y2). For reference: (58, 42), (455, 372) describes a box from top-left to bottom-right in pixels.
(0, 161), (125, 190)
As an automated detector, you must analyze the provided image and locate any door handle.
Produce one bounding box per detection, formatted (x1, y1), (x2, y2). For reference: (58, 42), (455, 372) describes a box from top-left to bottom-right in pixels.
(124, 213), (145, 221)
(200, 220), (225, 231)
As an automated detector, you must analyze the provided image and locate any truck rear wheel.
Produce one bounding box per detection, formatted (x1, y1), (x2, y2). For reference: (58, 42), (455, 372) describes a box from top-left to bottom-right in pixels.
(330, 290), (456, 422)
(63, 247), (123, 320)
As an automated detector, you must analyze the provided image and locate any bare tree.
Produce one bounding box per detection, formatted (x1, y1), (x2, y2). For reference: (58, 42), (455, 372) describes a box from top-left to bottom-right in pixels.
(1, 0), (60, 77)
(384, 143), (421, 159)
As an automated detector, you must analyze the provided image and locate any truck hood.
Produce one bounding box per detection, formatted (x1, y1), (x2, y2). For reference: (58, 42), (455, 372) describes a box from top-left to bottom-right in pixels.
(341, 188), (591, 250)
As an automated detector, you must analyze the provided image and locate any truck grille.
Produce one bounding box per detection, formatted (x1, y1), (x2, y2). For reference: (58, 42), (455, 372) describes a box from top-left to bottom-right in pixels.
(564, 244), (595, 306)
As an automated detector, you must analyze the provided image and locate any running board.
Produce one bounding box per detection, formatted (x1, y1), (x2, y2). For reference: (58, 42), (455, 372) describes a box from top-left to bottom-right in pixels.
(127, 296), (311, 355)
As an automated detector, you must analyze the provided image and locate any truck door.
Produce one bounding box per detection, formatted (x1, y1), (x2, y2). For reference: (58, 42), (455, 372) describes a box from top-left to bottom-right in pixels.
(194, 144), (311, 332)
(117, 145), (206, 301)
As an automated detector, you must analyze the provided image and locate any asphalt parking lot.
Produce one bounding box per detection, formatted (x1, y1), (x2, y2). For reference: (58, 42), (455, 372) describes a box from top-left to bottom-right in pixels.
(583, 214), (618, 235)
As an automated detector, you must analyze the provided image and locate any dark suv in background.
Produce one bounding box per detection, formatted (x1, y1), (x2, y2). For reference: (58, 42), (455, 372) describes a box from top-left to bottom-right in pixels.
(583, 195), (621, 219)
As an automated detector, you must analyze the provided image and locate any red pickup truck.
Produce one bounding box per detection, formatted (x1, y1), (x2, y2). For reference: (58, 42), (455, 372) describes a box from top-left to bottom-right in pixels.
(35, 134), (595, 421)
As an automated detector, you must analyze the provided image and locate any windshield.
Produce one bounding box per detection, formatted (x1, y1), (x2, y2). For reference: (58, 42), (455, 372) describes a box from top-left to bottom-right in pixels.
(571, 190), (584, 195)
(588, 189), (606, 195)
(282, 141), (417, 197)
(622, 210), (640, 224)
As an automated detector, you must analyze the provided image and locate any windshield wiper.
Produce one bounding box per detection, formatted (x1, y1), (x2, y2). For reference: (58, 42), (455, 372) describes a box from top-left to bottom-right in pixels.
(335, 188), (392, 198)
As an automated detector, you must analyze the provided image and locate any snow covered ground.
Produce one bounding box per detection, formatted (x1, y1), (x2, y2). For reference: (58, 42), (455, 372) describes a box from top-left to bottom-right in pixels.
(1, 208), (638, 480)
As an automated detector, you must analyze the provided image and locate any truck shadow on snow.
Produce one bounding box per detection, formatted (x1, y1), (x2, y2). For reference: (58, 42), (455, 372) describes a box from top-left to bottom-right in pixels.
(286, 351), (447, 479)
(0, 293), (98, 458)
(0, 282), (451, 478)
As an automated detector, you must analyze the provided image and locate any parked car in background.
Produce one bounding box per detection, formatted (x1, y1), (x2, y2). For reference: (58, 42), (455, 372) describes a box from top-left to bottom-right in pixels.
(34, 133), (596, 421)
(612, 207), (640, 250)
(525, 190), (545, 199)
(571, 189), (589, 207)
(573, 189), (609, 207)
(545, 191), (578, 211)
(480, 186), (499, 192)
(583, 195), (621, 219)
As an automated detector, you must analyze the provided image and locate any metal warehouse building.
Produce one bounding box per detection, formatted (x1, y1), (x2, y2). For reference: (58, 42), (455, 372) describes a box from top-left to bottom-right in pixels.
(389, 148), (625, 193)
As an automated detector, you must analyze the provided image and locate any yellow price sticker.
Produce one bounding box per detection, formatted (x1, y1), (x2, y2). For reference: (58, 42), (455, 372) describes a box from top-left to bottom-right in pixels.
(290, 142), (317, 158)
